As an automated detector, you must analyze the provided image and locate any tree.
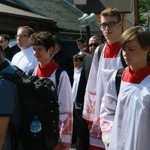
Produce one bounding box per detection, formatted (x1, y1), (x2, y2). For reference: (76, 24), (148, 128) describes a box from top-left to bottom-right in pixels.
(138, 0), (150, 26)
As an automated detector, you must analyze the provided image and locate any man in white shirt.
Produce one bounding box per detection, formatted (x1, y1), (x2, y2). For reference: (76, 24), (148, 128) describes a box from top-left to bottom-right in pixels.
(11, 26), (38, 74)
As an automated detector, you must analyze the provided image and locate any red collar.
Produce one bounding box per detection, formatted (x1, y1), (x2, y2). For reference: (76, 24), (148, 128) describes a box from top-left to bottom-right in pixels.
(122, 63), (150, 83)
(36, 60), (59, 77)
(104, 42), (120, 58)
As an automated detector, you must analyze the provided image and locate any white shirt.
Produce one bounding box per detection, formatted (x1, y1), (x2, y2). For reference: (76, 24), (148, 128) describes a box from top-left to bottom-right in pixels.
(72, 68), (82, 109)
(11, 46), (38, 74)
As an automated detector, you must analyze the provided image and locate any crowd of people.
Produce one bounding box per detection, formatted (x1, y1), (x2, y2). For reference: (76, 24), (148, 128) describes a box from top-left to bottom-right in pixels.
(0, 6), (150, 150)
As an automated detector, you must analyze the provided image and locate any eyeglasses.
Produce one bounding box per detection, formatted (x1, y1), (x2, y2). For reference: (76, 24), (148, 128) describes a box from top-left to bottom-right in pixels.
(15, 34), (29, 38)
(0, 40), (4, 43)
(89, 43), (98, 47)
(99, 21), (120, 29)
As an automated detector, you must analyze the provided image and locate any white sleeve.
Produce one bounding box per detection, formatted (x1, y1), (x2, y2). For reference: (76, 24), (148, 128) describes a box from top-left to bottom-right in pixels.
(100, 71), (118, 147)
(57, 71), (73, 144)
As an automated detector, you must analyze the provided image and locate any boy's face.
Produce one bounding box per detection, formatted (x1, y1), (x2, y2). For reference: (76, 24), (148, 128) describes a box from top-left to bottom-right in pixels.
(100, 16), (122, 43)
(122, 39), (149, 69)
(77, 42), (85, 50)
(73, 59), (83, 69)
(33, 45), (54, 65)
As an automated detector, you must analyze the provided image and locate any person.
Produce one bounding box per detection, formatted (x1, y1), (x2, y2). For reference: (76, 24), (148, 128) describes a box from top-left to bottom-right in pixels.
(11, 26), (38, 74)
(72, 54), (85, 109)
(82, 47), (90, 55)
(53, 36), (74, 86)
(76, 35), (103, 109)
(75, 35), (102, 150)
(82, 7), (125, 150)
(0, 45), (22, 150)
(76, 38), (86, 54)
(100, 26), (150, 150)
(71, 54), (85, 147)
(29, 31), (73, 150)
(0, 34), (19, 61)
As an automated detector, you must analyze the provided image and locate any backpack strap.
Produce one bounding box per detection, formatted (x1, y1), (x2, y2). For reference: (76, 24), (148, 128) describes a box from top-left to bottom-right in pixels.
(115, 68), (125, 96)
(28, 69), (34, 76)
(98, 43), (105, 61)
(0, 73), (18, 84)
(55, 67), (64, 88)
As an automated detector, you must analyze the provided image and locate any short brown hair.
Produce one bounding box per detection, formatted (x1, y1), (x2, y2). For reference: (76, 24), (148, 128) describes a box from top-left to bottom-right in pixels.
(29, 31), (55, 52)
(101, 7), (121, 22)
(17, 26), (34, 37)
(76, 38), (85, 43)
(73, 54), (85, 62)
(120, 26), (150, 50)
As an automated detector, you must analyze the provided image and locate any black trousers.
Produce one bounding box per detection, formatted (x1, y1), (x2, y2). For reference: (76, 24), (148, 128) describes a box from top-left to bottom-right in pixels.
(75, 109), (89, 150)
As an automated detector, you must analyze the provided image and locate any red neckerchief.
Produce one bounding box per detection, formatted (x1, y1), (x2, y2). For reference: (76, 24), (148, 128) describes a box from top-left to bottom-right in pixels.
(122, 63), (150, 84)
(36, 60), (59, 77)
(104, 41), (120, 58)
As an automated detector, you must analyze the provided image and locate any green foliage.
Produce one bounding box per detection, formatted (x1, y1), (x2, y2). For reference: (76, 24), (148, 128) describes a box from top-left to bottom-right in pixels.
(138, 0), (150, 26)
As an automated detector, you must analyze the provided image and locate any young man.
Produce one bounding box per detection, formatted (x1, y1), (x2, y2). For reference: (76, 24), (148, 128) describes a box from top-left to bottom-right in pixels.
(82, 7), (125, 150)
(11, 26), (38, 74)
(29, 31), (73, 150)
(0, 45), (22, 150)
(101, 26), (150, 150)
(76, 38), (86, 54)
(53, 36), (74, 86)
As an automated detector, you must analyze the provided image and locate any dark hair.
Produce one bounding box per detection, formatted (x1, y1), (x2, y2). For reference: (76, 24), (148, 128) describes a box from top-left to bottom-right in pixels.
(101, 7), (121, 22)
(73, 54), (85, 62)
(17, 26), (34, 37)
(29, 31), (55, 51)
(76, 38), (85, 43)
(0, 34), (10, 42)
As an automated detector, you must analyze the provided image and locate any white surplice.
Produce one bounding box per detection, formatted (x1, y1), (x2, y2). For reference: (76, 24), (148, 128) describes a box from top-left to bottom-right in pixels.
(101, 68), (150, 150)
(83, 45), (124, 148)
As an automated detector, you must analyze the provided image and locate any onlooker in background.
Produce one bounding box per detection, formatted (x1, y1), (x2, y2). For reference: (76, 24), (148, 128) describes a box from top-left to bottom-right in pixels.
(76, 35), (102, 109)
(100, 26), (150, 150)
(0, 45), (22, 150)
(0, 34), (19, 61)
(29, 31), (73, 150)
(82, 47), (91, 55)
(75, 35), (102, 150)
(76, 38), (86, 54)
(83, 7), (125, 150)
(53, 36), (74, 86)
(71, 54), (85, 146)
(11, 26), (38, 74)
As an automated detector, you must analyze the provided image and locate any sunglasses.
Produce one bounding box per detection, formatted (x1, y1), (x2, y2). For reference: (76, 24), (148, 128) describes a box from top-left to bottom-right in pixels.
(89, 43), (98, 47)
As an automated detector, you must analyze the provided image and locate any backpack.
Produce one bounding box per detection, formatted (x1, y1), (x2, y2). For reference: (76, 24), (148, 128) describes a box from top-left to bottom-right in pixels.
(0, 66), (63, 150)
(115, 68), (125, 96)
